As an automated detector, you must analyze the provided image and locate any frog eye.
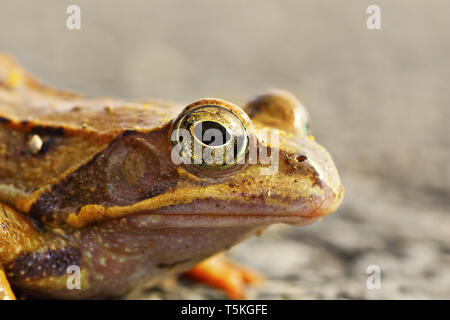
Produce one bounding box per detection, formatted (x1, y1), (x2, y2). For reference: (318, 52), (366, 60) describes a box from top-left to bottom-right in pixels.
(172, 100), (250, 171)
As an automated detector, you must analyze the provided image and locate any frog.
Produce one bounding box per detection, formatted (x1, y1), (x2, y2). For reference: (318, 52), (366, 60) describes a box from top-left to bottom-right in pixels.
(0, 53), (344, 300)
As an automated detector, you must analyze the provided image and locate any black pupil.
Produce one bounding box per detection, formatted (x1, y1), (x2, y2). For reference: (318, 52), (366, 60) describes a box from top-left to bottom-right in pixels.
(194, 121), (231, 146)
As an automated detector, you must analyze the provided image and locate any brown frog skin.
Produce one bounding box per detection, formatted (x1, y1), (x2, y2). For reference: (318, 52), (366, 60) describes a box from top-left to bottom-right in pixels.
(0, 53), (343, 299)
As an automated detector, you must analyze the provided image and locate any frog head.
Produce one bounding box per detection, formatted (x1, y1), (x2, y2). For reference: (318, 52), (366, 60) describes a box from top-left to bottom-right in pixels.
(160, 89), (344, 226)
(29, 90), (343, 228)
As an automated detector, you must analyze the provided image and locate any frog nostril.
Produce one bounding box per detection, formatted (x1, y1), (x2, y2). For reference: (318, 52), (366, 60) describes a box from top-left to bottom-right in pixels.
(285, 153), (308, 170)
(295, 155), (307, 163)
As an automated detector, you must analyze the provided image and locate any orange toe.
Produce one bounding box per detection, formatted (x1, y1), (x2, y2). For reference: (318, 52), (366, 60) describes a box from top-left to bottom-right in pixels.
(185, 255), (263, 299)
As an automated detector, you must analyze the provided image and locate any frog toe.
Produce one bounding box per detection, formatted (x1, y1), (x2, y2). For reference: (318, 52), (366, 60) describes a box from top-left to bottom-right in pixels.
(185, 254), (263, 299)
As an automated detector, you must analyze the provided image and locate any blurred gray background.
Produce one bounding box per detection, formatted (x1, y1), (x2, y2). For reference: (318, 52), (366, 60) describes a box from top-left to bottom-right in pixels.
(1, 0), (449, 299)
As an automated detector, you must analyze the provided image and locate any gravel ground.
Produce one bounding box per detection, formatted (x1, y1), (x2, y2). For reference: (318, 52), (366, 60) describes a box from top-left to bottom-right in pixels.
(0, 0), (448, 299)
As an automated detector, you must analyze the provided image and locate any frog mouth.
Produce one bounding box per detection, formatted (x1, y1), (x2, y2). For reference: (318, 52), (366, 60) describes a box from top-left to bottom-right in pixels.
(65, 182), (342, 228)
(126, 212), (321, 229)
(125, 184), (342, 228)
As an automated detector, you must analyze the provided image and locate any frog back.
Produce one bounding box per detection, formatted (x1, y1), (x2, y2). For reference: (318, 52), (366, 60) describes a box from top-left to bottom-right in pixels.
(0, 53), (179, 217)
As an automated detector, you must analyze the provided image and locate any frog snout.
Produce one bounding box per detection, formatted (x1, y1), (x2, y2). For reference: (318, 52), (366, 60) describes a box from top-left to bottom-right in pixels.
(280, 138), (344, 219)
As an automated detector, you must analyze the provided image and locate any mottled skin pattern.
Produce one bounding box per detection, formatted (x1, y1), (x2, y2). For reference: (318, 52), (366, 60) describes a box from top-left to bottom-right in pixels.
(0, 53), (343, 299)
